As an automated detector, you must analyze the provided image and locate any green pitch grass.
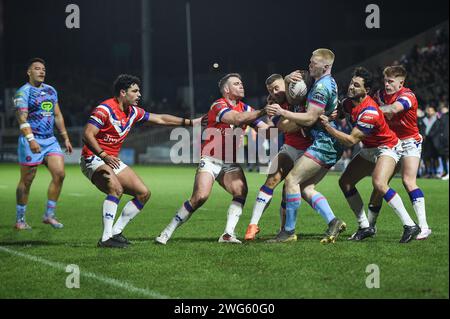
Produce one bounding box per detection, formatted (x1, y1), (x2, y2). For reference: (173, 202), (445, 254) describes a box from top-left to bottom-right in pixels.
(0, 164), (448, 298)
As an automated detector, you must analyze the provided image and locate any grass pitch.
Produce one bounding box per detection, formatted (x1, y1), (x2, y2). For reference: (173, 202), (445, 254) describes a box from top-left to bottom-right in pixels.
(0, 164), (448, 299)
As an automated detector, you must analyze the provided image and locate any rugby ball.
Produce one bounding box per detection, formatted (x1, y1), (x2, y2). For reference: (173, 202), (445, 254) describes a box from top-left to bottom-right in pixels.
(288, 80), (308, 99)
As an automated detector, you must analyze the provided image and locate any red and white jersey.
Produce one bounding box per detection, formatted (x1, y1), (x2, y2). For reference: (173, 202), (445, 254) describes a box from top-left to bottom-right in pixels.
(373, 87), (421, 141)
(82, 98), (149, 157)
(344, 96), (399, 149)
(272, 102), (312, 151)
(201, 97), (262, 162)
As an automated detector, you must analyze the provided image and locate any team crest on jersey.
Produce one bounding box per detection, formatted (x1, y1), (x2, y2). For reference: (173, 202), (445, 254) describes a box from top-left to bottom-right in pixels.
(40, 101), (54, 116)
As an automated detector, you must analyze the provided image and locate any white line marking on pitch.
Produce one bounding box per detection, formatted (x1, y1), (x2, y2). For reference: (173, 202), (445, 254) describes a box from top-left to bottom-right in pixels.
(0, 246), (171, 299)
(68, 193), (86, 197)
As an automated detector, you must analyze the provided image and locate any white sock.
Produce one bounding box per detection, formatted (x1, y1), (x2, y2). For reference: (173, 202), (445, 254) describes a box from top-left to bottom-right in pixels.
(112, 198), (143, 236)
(367, 204), (382, 227)
(384, 190), (415, 226)
(224, 198), (244, 236)
(164, 201), (193, 237)
(102, 195), (120, 242)
(249, 187), (273, 225)
(409, 189), (429, 229)
(345, 190), (369, 228)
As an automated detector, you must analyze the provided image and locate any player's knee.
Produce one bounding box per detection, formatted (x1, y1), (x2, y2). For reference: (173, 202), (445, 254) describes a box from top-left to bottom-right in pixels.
(372, 178), (387, 194)
(53, 170), (65, 184)
(402, 177), (417, 192)
(110, 183), (124, 198)
(192, 193), (209, 208)
(138, 188), (151, 203)
(233, 181), (248, 198)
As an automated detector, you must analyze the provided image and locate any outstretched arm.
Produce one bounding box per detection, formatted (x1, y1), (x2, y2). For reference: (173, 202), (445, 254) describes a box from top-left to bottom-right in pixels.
(267, 102), (322, 127)
(221, 108), (266, 127)
(379, 101), (404, 119)
(319, 115), (365, 147)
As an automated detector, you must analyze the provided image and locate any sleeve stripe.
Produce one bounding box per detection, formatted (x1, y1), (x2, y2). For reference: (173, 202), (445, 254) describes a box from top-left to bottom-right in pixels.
(90, 116), (104, 125)
(88, 119), (103, 129)
(252, 119), (262, 126)
(356, 124), (373, 135)
(143, 112), (150, 122)
(397, 97), (412, 110)
(217, 108), (232, 122)
(307, 100), (326, 108)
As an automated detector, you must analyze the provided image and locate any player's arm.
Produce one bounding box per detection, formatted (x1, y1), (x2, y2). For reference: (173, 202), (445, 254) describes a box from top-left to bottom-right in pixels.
(319, 115), (365, 147)
(54, 103), (73, 154)
(14, 92), (41, 154)
(146, 113), (196, 127)
(379, 101), (404, 117)
(267, 102), (322, 127)
(271, 115), (302, 133)
(220, 108), (267, 127)
(82, 123), (121, 169)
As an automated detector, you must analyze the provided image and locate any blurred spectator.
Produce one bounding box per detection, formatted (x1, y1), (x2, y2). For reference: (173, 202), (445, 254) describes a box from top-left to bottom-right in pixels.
(421, 105), (440, 178)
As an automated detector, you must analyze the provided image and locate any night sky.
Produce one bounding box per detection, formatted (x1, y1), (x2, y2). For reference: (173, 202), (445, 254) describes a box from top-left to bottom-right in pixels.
(2, 0), (449, 106)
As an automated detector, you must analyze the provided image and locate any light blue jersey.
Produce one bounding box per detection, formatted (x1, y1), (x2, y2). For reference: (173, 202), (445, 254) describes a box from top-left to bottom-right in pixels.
(14, 83), (58, 138)
(14, 83), (62, 165)
(304, 74), (343, 168)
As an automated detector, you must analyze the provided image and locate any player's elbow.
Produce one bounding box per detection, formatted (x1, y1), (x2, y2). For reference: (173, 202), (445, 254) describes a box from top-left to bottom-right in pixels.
(344, 138), (358, 147)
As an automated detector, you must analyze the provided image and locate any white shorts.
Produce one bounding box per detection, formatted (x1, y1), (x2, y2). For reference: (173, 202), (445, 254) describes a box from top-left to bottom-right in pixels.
(399, 137), (423, 158)
(79, 155), (128, 181)
(197, 156), (241, 180)
(358, 141), (403, 164)
(278, 144), (306, 163)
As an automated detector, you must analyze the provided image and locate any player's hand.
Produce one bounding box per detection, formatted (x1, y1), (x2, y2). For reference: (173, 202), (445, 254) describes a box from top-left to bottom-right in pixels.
(285, 70), (303, 84)
(384, 113), (394, 120)
(29, 140), (41, 153)
(328, 109), (338, 121)
(266, 104), (284, 117)
(64, 139), (73, 154)
(103, 154), (121, 170)
(319, 114), (330, 127)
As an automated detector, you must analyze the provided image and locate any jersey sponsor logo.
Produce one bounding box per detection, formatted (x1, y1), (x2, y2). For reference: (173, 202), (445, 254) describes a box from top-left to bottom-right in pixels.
(40, 101), (54, 116)
(103, 135), (120, 144)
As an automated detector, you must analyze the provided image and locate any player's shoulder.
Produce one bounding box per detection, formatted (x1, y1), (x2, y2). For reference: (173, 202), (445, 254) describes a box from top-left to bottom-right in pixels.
(15, 83), (31, 95)
(42, 83), (57, 92)
(398, 87), (417, 99)
(210, 98), (229, 111)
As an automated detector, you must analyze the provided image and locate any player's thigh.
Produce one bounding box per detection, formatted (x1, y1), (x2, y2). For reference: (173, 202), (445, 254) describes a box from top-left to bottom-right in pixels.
(287, 155), (323, 185)
(45, 154), (65, 179)
(372, 156), (397, 191)
(91, 165), (122, 195)
(116, 166), (148, 197)
(266, 153), (293, 187)
(339, 154), (375, 187)
(217, 167), (248, 196)
(192, 171), (216, 200)
(400, 156), (420, 183)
